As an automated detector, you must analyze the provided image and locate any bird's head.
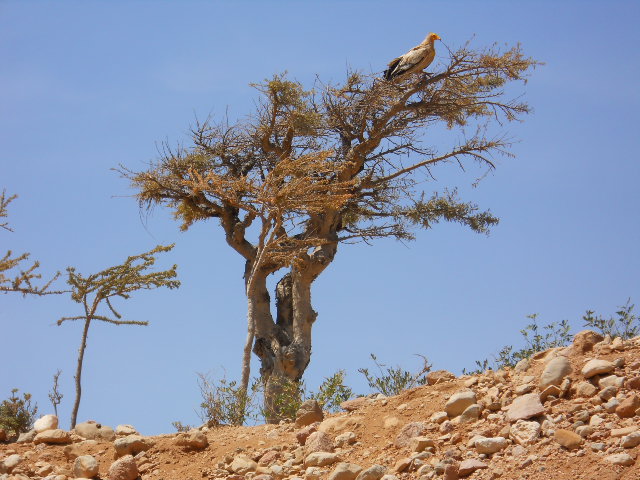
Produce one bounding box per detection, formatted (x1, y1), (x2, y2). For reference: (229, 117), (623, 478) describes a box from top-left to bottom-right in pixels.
(425, 33), (441, 44)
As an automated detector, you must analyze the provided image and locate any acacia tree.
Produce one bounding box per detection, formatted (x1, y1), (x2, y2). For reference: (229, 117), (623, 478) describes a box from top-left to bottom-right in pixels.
(58, 244), (180, 428)
(1, 190), (60, 295)
(124, 40), (538, 422)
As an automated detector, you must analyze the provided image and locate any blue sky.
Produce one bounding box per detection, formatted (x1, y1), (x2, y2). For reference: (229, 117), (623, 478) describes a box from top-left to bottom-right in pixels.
(1, 1), (639, 434)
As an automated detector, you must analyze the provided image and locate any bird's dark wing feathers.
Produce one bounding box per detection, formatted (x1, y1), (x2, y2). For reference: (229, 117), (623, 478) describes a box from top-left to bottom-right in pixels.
(384, 57), (402, 80)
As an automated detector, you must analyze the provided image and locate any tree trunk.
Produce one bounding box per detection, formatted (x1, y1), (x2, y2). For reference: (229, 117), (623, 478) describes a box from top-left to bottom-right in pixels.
(70, 318), (91, 429)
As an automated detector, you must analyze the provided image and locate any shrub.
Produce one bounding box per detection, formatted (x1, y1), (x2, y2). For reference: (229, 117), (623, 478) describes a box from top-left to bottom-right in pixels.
(310, 370), (353, 413)
(197, 372), (253, 427)
(583, 299), (638, 340)
(0, 388), (38, 435)
(358, 354), (431, 396)
(171, 421), (193, 432)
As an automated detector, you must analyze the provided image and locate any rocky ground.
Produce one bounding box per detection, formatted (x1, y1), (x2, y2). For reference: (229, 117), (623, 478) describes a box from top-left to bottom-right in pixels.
(1, 330), (640, 480)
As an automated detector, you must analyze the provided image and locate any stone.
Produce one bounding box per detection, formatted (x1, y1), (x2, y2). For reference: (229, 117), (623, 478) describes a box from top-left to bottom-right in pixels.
(572, 330), (604, 353)
(458, 404), (481, 423)
(539, 356), (572, 389)
(514, 383), (535, 395)
(296, 422), (319, 445)
(574, 381), (597, 397)
(355, 464), (386, 480)
(305, 431), (334, 454)
(258, 450), (279, 466)
(599, 386), (618, 401)
(394, 422), (426, 448)
(107, 455), (138, 480)
(231, 454), (258, 474)
(539, 385), (561, 402)
(2, 454), (21, 473)
(616, 394), (640, 418)
(445, 391), (477, 417)
(392, 458), (412, 473)
(620, 432), (640, 448)
(114, 435), (154, 458)
(409, 436), (435, 452)
(75, 421), (116, 441)
(115, 424), (138, 436)
(554, 429), (583, 450)
(514, 358), (531, 373)
(426, 370), (456, 385)
(34, 415), (59, 433)
(319, 416), (362, 434)
(305, 467), (324, 480)
(509, 420), (540, 446)
(334, 431), (356, 447)
(430, 412), (448, 424)
(328, 462), (363, 480)
(604, 453), (635, 467)
(506, 393), (545, 422)
(34, 429), (71, 445)
(383, 416), (400, 429)
(611, 427), (639, 437)
(443, 463), (459, 480)
(296, 400), (324, 427)
(340, 397), (368, 412)
(458, 459), (488, 477)
(576, 426), (595, 438)
(304, 452), (340, 467)
(16, 429), (36, 443)
(581, 359), (615, 378)
(475, 437), (508, 454)
(174, 430), (208, 449)
(73, 455), (99, 478)
(599, 375), (625, 389)
(625, 376), (640, 390)
(604, 397), (620, 413)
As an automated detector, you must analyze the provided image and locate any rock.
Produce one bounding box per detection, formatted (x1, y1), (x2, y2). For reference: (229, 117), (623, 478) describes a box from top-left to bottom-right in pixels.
(319, 416), (362, 434)
(509, 420), (540, 446)
(426, 370), (456, 385)
(604, 397), (620, 413)
(581, 359), (615, 378)
(625, 376), (640, 390)
(34, 429), (71, 445)
(443, 463), (459, 480)
(409, 436), (435, 452)
(458, 459), (488, 477)
(2, 454), (21, 473)
(296, 423), (319, 445)
(16, 429), (36, 443)
(328, 462), (363, 480)
(355, 464), (386, 480)
(73, 455), (99, 478)
(115, 424), (138, 436)
(599, 375), (624, 389)
(113, 435), (154, 458)
(599, 385), (618, 401)
(539, 356), (572, 389)
(304, 452), (340, 467)
(604, 453), (635, 467)
(445, 391), (477, 417)
(506, 393), (545, 422)
(75, 421), (116, 441)
(430, 412), (448, 424)
(383, 416), (400, 429)
(34, 415), (59, 433)
(305, 431), (334, 454)
(394, 422), (426, 448)
(174, 430), (208, 449)
(539, 385), (561, 402)
(296, 400), (324, 427)
(392, 458), (412, 473)
(574, 381), (597, 397)
(616, 394), (640, 418)
(231, 454), (258, 474)
(340, 397), (368, 412)
(475, 437), (508, 454)
(458, 404), (481, 423)
(620, 432), (640, 448)
(514, 383), (535, 395)
(258, 450), (279, 466)
(334, 431), (357, 448)
(514, 358), (531, 373)
(611, 427), (639, 437)
(107, 454), (138, 480)
(572, 330), (604, 353)
(554, 429), (583, 450)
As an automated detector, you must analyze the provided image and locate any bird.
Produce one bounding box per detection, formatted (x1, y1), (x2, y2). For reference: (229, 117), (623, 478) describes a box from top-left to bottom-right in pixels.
(383, 33), (441, 81)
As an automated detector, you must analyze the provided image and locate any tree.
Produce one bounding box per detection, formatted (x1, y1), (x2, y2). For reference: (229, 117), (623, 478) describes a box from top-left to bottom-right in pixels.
(123, 40), (538, 422)
(57, 244), (180, 428)
(1, 190), (60, 295)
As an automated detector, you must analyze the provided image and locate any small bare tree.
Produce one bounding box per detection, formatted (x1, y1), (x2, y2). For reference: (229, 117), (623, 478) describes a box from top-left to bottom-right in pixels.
(1, 190), (60, 295)
(57, 244), (180, 428)
(48, 369), (63, 417)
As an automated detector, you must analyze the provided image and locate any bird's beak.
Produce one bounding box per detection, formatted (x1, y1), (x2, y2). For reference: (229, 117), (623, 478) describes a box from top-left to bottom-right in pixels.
(434, 34), (441, 41)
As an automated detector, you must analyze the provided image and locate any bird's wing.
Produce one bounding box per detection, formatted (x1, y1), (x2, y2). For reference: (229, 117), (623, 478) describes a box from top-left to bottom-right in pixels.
(391, 47), (428, 76)
(384, 56), (403, 80)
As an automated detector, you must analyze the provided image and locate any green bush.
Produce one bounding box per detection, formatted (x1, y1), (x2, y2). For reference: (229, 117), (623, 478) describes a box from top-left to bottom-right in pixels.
(583, 299), (638, 340)
(358, 353), (431, 396)
(310, 370), (353, 413)
(0, 388), (38, 435)
(197, 372), (253, 427)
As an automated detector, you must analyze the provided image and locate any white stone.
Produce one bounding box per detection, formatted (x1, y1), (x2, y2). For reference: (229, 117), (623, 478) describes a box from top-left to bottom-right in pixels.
(230, 454), (258, 474)
(620, 432), (640, 448)
(328, 462), (363, 480)
(445, 390), (477, 417)
(510, 420), (540, 446)
(605, 453), (635, 466)
(539, 356), (572, 389)
(73, 455), (99, 478)
(115, 424), (138, 436)
(475, 436), (508, 454)
(34, 415), (59, 433)
(581, 359), (615, 378)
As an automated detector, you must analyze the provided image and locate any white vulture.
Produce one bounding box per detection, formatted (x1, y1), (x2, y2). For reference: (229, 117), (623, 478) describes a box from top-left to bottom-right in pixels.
(384, 33), (441, 81)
